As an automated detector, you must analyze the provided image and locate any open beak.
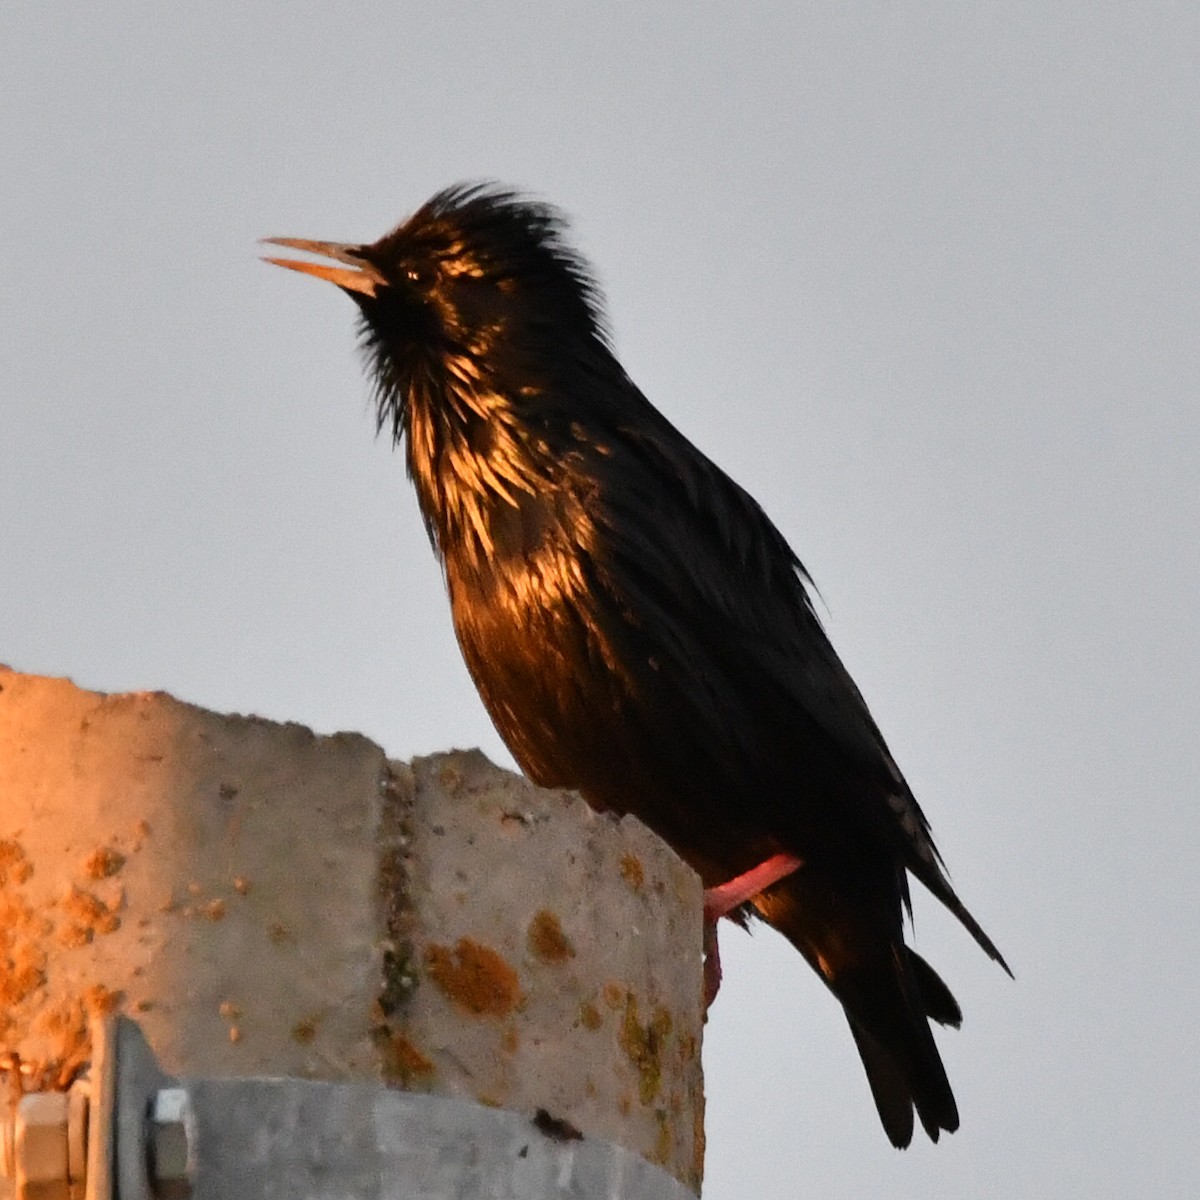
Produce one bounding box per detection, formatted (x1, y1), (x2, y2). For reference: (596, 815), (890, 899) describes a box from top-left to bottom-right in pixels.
(261, 238), (384, 298)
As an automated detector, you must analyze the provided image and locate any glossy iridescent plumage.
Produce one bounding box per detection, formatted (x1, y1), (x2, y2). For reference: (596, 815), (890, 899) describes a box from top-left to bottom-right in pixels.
(267, 184), (1009, 1146)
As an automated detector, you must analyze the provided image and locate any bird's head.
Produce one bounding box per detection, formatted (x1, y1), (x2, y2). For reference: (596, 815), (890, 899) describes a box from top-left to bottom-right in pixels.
(264, 183), (612, 449)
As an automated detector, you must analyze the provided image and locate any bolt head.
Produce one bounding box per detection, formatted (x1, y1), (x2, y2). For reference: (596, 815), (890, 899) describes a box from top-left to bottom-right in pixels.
(15, 1092), (69, 1198)
(149, 1088), (194, 1198)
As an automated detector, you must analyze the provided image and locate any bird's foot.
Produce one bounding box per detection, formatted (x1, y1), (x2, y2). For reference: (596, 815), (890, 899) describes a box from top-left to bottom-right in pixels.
(702, 852), (804, 921)
(701, 853), (803, 1009)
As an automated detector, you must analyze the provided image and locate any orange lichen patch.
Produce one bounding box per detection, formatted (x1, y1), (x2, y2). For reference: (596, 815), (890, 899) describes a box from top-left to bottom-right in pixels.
(228, 1026), (242, 1044)
(56, 923), (92, 950)
(30, 986), (121, 1090)
(61, 886), (121, 938)
(83, 984), (120, 1016)
(579, 1002), (603, 1031)
(425, 938), (521, 1017)
(187, 881), (204, 897)
(381, 1031), (436, 1086)
(502, 1025), (520, 1055)
(201, 898), (227, 922)
(0, 893), (47, 1007)
(82, 846), (126, 880)
(232, 876), (251, 896)
(527, 909), (575, 963)
(602, 982), (626, 1010)
(218, 1000), (241, 1021)
(618, 995), (673, 1105)
(619, 854), (644, 891)
(0, 841), (33, 886)
(32, 1011), (88, 1089)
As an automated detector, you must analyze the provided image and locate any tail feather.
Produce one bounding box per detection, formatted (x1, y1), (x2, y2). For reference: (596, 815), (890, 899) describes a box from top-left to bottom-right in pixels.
(752, 870), (967, 1146)
(909, 948), (962, 1028)
(911, 857), (1013, 979)
(848, 1024), (916, 1148)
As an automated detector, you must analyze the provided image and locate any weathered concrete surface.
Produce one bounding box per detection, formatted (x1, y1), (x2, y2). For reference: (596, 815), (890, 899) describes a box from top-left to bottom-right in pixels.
(0, 668), (705, 1191)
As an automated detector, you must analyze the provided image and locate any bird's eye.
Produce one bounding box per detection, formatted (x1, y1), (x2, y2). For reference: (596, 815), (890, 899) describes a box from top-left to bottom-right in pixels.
(404, 265), (428, 286)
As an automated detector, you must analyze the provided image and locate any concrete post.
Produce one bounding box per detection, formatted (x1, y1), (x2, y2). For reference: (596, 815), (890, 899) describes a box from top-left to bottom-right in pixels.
(0, 667), (705, 1195)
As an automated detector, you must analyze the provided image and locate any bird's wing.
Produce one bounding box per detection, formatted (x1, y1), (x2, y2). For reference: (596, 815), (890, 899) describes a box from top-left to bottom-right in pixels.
(579, 405), (1009, 972)
(585, 409), (940, 865)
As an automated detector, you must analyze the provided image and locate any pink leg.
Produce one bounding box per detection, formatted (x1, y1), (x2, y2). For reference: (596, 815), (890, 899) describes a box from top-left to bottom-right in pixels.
(701, 852), (803, 1008)
(703, 852), (804, 921)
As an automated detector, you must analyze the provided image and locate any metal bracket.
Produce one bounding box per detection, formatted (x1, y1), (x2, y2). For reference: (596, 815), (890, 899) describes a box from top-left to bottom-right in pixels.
(5, 1017), (696, 1200)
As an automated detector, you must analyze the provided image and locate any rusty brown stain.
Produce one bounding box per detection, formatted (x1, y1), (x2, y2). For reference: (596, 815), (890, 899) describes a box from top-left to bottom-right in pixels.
(82, 847), (125, 880)
(618, 995), (673, 1105)
(691, 1103), (706, 1190)
(619, 854), (644, 890)
(201, 898), (227, 922)
(502, 1025), (520, 1055)
(652, 1109), (672, 1166)
(527, 909), (575, 963)
(424, 938), (521, 1017)
(267, 920), (291, 944)
(381, 1031), (436, 1086)
(579, 1001), (603, 1031)
(601, 982), (626, 1010)
(291, 1016), (320, 1045)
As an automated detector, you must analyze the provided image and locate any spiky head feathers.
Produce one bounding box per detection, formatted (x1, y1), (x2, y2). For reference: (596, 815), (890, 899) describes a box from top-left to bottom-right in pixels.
(347, 184), (611, 444)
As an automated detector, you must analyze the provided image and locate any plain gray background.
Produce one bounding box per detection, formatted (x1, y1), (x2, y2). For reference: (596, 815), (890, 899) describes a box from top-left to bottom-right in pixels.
(3, 5), (1197, 1196)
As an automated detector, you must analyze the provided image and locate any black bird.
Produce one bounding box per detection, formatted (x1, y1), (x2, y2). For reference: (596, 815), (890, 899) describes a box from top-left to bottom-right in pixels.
(265, 183), (1009, 1147)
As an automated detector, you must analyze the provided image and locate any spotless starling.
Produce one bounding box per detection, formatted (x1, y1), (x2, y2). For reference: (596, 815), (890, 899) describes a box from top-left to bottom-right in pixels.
(265, 184), (1009, 1147)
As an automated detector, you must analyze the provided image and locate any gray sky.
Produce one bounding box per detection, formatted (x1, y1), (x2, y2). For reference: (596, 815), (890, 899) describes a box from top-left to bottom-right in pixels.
(3, 4), (1197, 1196)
